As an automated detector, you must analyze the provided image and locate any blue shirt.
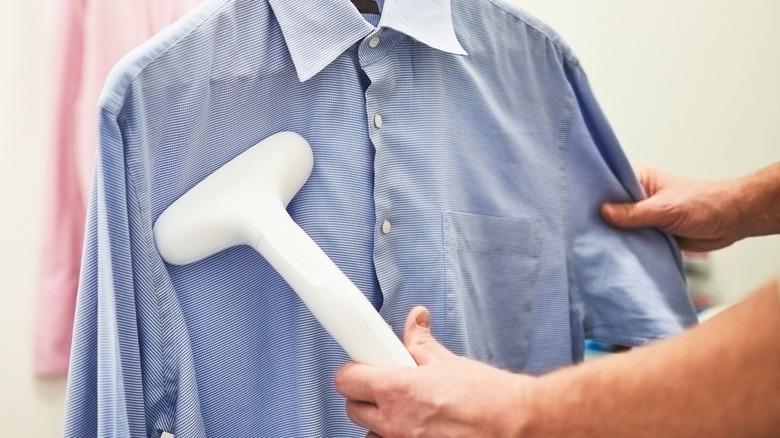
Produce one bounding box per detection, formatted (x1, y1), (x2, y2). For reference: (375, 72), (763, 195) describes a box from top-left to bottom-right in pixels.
(64, 0), (697, 436)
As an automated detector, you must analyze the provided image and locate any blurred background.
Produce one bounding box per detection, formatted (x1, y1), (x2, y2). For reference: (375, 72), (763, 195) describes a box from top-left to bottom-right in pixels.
(1, 0), (778, 435)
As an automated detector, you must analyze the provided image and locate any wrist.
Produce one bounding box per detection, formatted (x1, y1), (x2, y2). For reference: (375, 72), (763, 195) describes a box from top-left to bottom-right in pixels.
(510, 370), (583, 438)
(507, 374), (541, 437)
(727, 176), (755, 241)
(731, 163), (780, 240)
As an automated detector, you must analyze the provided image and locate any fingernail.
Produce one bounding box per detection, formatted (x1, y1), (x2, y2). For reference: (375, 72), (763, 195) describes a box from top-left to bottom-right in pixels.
(415, 308), (430, 329)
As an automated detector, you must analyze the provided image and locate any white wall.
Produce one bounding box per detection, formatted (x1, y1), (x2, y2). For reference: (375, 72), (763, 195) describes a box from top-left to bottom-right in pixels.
(1, 1), (778, 435)
(0, 0), (66, 436)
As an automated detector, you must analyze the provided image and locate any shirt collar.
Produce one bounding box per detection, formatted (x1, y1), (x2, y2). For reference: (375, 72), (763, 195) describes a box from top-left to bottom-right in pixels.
(267, 0), (467, 82)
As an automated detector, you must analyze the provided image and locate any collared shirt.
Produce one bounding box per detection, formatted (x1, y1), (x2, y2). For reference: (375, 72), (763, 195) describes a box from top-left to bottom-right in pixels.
(37, 0), (201, 379)
(64, 0), (697, 436)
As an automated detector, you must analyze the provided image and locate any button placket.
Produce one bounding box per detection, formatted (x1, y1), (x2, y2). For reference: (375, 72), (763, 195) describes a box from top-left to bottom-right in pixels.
(361, 30), (398, 314)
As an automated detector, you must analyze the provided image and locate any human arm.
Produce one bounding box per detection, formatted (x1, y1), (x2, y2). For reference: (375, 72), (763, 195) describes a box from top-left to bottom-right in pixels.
(601, 162), (780, 251)
(524, 278), (780, 438)
(336, 279), (780, 437)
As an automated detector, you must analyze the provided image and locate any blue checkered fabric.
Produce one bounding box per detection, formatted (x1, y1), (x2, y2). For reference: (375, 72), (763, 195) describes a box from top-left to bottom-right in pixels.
(64, 0), (697, 436)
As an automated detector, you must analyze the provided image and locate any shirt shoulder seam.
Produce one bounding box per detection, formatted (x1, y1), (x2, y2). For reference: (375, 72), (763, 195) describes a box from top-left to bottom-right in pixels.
(99, 0), (232, 117)
(483, 0), (580, 67)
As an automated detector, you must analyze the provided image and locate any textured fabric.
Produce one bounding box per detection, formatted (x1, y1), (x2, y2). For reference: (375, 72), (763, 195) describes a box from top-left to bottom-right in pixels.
(64, 0), (697, 436)
(37, 0), (201, 378)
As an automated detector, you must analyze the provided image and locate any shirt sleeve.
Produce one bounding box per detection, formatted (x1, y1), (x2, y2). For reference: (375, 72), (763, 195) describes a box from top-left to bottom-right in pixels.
(563, 59), (698, 346)
(63, 106), (146, 438)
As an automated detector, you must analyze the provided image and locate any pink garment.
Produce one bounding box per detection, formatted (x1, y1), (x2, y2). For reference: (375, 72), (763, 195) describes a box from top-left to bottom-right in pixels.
(37, 0), (202, 378)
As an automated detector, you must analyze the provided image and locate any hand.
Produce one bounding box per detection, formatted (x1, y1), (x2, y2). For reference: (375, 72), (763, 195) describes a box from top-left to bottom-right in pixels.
(335, 307), (536, 438)
(600, 166), (742, 251)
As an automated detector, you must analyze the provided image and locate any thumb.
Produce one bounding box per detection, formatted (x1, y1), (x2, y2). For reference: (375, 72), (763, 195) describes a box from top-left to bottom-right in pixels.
(402, 306), (453, 366)
(600, 199), (663, 230)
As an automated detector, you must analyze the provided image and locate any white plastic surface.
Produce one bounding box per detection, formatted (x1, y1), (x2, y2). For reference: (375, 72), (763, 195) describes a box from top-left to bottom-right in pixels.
(153, 132), (416, 367)
(153, 131), (313, 265)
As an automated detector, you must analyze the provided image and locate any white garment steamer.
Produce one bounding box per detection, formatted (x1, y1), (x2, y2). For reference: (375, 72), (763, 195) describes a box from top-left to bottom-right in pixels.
(153, 131), (416, 367)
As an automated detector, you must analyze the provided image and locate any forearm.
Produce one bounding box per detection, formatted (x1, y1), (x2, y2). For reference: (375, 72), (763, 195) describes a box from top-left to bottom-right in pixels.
(522, 279), (780, 438)
(733, 162), (780, 240)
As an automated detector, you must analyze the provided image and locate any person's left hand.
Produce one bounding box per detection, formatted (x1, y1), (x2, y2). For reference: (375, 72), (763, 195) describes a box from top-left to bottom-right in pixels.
(334, 306), (536, 438)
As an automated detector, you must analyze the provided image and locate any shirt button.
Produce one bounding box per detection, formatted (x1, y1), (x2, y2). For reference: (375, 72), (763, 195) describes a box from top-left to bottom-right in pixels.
(373, 114), (383, 128)
(369, 35), (380, 48)
(381, 219), (392, 234)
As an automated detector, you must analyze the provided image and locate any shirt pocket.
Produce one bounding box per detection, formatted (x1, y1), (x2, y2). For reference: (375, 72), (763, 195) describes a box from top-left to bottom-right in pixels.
(443, 211), (540, 371)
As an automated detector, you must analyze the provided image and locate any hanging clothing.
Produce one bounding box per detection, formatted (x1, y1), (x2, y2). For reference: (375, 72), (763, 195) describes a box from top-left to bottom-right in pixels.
(64, 0), (697, 436)
(37, 0), (202, 377)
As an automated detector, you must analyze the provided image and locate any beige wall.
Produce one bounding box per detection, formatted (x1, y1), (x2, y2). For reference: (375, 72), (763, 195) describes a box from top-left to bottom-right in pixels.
(1, 1), (778, 435)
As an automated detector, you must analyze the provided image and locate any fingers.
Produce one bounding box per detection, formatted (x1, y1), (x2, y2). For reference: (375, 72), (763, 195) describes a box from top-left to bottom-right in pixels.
(602, 165), (669, 229)
(402, 306), (432, 348)
(344, 399), (382, 432)
(600, 201), (651, 229)
(335, 363), (386, 403)
(675, 235), (733, 253)
(634, 165), (660, 196)
(336, 306), (452, 402)
(600, 192), (676, 231)
(403, 306), (453, 365)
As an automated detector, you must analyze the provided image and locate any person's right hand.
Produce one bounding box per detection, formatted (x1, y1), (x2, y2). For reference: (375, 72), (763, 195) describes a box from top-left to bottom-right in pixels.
(601, 166), (742, 252)
(335, 307), (536, 438)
